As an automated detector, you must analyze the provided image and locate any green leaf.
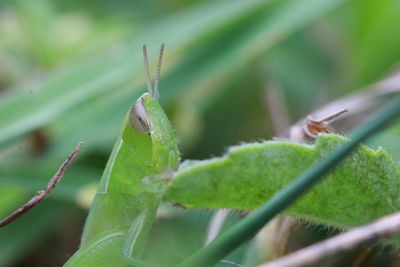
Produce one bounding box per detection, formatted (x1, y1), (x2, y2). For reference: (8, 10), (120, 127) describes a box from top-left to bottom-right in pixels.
(367, 124), (400, 163)
(164, 134), (400, 229)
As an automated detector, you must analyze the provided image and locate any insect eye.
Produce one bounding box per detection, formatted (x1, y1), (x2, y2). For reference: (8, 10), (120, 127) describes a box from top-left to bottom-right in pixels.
(129, 99), (152, 133)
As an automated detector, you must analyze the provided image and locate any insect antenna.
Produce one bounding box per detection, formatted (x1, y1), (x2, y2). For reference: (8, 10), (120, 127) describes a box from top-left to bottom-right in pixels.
(142, 44), (153, 95)
(153, 43), (165, 99)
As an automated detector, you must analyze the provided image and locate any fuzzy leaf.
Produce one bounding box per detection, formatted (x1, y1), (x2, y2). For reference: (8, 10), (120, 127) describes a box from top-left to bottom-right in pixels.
(164, 134), (400, 228)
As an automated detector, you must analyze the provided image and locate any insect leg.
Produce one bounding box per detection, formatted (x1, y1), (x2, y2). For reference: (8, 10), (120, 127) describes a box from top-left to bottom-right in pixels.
(121, 211), (154, 267)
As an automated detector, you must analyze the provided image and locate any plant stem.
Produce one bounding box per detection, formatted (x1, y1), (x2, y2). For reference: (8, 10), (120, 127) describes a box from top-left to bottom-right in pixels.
(258, 211), (400, 267)
(177, 95), (400, 267)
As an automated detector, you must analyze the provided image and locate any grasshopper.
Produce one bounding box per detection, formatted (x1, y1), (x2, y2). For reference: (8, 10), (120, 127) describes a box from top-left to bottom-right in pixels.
(65, 44), (180, 266)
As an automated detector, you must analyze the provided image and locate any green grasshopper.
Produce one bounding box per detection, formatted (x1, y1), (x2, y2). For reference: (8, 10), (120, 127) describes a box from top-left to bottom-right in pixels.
(65, 44), (180, 266)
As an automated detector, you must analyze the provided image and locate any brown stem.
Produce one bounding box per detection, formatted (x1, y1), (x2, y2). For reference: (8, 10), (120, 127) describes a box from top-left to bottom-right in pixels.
(258, 211), (400, 267)
(0, 142), (84, 227)
(264, 82), (291, 135)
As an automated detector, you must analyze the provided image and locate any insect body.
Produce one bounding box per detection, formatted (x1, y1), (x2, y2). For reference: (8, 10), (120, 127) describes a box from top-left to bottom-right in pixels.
(65, 44), (180, 267)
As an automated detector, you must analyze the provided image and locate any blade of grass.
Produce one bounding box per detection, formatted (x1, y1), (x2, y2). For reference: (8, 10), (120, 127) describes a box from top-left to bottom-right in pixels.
(0, 0), (270, 147)
(177, 95), (400, 267)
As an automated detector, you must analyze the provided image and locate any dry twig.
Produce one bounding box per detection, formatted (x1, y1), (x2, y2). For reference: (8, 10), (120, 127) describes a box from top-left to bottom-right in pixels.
(0, 142), (84, 227)
(258, 211), (400, 267)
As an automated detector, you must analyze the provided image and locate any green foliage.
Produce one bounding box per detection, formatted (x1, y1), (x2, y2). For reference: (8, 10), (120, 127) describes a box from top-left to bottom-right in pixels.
(176, 97), (400, 267)
(165, 134), (400, 229)
(1, 0), (400, 265)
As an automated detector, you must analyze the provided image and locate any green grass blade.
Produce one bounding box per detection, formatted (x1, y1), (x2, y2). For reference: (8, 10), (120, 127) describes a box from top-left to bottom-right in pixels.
(0, 0), (270, 147)
(177, 95), (400, 267)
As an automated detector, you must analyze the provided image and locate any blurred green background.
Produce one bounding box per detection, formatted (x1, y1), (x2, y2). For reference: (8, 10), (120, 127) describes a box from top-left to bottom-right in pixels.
(0, 0), (400, 266)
